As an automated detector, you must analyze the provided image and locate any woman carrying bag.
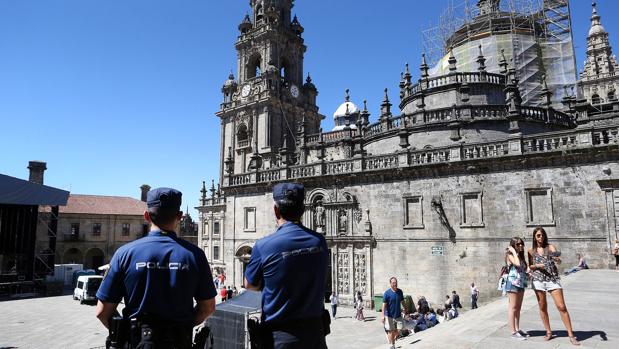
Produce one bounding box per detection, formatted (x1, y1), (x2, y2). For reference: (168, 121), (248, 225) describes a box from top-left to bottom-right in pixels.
(505, 236), (529, 341)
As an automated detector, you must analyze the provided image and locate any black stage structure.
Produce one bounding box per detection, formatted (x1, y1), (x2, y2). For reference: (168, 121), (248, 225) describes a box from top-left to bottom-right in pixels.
(205, 290), (261, 349)
(0, 173), (69, 297)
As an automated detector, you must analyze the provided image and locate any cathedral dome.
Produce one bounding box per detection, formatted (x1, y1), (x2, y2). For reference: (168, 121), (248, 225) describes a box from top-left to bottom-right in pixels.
(589, 2), (607, 37)
(333, 101), (359, 119)
(589, 23), (607, 37)
(223, 73), (237, 88)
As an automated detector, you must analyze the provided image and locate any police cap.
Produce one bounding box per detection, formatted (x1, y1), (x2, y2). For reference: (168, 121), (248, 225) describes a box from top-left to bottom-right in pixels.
(272, 183), (305, 203)
(147, 187), (182, 211)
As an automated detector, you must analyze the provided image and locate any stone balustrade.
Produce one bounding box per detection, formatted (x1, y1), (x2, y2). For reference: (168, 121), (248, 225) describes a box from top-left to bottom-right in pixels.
(304, 105), (573, 147)
(405, 72), (505, 99)
(223, 126), (618, 188)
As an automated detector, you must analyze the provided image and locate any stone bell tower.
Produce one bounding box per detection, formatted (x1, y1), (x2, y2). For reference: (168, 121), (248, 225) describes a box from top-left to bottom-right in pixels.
(216, 0), (324, 182)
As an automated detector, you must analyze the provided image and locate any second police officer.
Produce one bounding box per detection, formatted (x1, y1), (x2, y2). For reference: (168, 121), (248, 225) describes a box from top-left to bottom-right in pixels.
(245, 183), (329, 349)
(95, 187), (217, 348)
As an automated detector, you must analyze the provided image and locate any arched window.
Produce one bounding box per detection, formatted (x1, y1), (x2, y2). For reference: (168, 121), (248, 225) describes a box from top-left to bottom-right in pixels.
(255, 4), (264, 23)
(247, 55), (261, 79)
(280, 58), (291, 81)
(592, 94), (601, 104)
(608, 90), (616, 101)
(237, 124), (249, 147)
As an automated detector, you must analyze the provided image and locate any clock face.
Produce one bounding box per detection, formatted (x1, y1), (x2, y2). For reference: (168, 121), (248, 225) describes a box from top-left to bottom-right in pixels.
(241, 84), (252, 97)
(290, 84), (300, 98)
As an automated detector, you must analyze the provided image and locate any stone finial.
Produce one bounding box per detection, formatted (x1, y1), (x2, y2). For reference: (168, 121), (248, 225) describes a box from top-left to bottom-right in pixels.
(380, 88), (392, 120)
(210, 179), (216, 199)
(420, 53), (429, 79)
(364, 209), (372, 235)
(541, 74), (553, 108)
(448, 49), (458, 72)
(477, 45), (486, 72)
(224, 146), (234, 174)
(200, 181), (207, 206)
(404, 63), (412, 85)
(499, 49), (509, 75)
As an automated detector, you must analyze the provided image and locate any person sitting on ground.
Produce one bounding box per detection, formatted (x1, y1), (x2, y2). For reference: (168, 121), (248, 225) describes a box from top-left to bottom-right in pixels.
(565, 253), (588, 275)
(425, 308), (437, 327)
(417, 296), (429, 315)
(448, 303), (458, 319)
(415, 312), (428, 333)
(436, 308), (446, 323)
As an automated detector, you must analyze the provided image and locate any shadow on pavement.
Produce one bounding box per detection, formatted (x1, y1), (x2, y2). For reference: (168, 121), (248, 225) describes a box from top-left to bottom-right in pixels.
(528, 330), (608, 341)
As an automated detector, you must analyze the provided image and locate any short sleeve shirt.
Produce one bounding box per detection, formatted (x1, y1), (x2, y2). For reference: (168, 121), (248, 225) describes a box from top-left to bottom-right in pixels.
(383, 288), (404, 318)
(244, 222), (328, 323)
(96, 231), (217, 325)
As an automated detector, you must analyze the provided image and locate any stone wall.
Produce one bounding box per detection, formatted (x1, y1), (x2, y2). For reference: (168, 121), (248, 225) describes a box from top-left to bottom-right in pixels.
(216, 156), (619, 306)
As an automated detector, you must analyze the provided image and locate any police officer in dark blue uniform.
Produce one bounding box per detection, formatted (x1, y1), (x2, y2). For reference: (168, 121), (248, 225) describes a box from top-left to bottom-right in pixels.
(244, 183), (329, 349)
(95, 188), (217, 348)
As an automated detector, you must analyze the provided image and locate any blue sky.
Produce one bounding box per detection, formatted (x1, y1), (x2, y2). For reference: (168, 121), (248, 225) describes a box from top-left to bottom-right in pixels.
(0, 0), (616, 217)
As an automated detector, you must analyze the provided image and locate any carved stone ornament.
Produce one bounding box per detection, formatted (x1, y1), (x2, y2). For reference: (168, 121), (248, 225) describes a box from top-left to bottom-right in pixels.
(338, 209), (348, 234)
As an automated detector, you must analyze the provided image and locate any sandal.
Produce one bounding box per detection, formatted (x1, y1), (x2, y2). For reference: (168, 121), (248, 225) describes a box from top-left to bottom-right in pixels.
(543, 332), (553, 341)
(569, 337), (581, 346)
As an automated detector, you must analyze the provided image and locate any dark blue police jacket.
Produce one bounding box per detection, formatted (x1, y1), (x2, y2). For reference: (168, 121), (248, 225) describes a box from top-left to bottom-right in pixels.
(96, 230), (216, 326)
(244, 221), (328, 323)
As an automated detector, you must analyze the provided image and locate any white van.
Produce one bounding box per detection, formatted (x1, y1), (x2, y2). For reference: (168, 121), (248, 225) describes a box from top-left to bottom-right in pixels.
(73, 275), (103, 304)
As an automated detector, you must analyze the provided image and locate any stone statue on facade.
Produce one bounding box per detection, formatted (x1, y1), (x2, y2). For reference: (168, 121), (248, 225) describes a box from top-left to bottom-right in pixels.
(338, 209), (348, 234)
(315, 200), (326, 233)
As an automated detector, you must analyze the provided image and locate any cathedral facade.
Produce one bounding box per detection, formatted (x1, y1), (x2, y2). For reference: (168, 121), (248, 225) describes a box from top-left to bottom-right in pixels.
(198, 0), (619, 307)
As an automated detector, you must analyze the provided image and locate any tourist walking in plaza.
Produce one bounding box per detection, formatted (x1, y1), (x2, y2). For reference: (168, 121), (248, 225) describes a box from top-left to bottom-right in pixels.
(528, 227), (580, 346)
(470, 282), (479, 309)
(355, 291), (365, 321)
(330, 292), (338, 319)
(220, 286), (228, 302)
(505, 236), (528, 341)
(613, 239), (619, 272)
(381, 277), (406, 349)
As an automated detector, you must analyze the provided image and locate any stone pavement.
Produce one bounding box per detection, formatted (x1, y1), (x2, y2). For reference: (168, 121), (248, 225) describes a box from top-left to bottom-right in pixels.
(371, 270), (617, 349)
(0, 270), (615, 348)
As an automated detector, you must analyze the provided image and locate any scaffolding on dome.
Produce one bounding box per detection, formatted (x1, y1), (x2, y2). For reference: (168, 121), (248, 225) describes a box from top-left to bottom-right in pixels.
(421, 0), (577, 109)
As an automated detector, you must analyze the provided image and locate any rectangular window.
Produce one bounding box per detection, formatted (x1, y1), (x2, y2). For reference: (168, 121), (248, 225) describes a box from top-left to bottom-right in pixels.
(213, 221), (220, 236)
(213, 245), (220, 261)
(460, 192), (484, 228)
(122, 223), (130, 236)
(403, 195), (424, 229)
(71, 223), (80, 235)
(525, 188), (555, 226)
(244, 207), (256, 232)
(92, 223), (101, 236)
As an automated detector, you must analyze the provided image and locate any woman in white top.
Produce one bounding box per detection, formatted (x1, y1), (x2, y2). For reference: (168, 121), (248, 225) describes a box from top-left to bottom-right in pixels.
(613, 239), (619, 272)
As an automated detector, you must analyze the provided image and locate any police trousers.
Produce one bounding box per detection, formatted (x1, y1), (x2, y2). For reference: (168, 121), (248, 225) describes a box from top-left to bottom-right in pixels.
(263, 317), (328, 349)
